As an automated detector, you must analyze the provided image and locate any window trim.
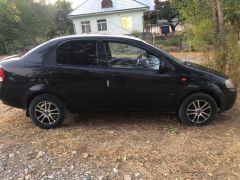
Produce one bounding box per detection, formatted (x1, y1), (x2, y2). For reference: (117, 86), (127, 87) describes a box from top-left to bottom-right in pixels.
(97, 19), (107, 31)
(81, 21), (91, 34)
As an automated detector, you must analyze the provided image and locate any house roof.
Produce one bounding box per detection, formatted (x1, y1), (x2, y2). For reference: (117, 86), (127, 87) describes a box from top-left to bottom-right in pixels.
(137, 0), (154, 10)
(68, 0), (150, 17)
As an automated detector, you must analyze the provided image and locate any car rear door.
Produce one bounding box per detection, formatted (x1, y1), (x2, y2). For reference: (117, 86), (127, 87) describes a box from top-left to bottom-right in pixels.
(44, 38), (108, 112)
(101, 38), (177, 111)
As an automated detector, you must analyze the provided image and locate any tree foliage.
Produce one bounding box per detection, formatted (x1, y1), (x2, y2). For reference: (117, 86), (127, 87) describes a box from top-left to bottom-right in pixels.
(0, 0), (73, 54)
(154, 0), (180, 32)
(171, 0), (215, 49)
(223, 0), (240, 35)
(171, 0), (240, 84)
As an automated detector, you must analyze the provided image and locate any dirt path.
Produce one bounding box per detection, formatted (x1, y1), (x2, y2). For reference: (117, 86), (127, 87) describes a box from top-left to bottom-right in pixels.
(0, 95), (239, 179)
(170, 52), (205, 63)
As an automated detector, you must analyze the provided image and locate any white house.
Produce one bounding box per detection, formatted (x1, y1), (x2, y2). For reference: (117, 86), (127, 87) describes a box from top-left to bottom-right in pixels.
(68, 0), (154, 35)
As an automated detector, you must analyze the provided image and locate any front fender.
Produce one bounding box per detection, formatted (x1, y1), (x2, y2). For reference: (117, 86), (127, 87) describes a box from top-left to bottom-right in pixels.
(179, 82), (225, 110)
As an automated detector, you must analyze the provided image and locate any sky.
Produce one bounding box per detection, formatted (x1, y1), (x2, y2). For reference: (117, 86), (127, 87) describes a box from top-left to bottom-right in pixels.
(68, 0), (85, 8)
(52, 0), (156, 9)
(49, 0), (85, 8)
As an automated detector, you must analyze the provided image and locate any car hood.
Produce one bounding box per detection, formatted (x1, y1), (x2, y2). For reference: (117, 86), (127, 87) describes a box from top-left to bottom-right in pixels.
(184, 62), (228, 79)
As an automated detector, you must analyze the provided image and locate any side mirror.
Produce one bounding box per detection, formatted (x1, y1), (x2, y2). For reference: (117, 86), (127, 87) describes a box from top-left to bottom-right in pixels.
(159, 61), (166, 73)
(159, 61), (175, 73)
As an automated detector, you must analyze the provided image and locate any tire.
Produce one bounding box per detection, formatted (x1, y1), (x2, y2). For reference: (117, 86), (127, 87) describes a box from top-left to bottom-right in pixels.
(178, 93), (218, 126)
(29, 94), (66, 129)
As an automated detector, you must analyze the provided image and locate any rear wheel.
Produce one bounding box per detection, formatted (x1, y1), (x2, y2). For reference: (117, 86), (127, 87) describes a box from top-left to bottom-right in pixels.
(29, 94), (66, 129)
(178, 93), (218, 126)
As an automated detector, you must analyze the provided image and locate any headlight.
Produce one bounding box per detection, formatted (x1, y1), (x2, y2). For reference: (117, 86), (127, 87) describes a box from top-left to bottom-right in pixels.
(225, 79), (235, 89)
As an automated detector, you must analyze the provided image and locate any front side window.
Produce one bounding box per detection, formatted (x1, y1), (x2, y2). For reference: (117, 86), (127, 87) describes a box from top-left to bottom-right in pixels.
(104, 42), (160, 70)
(56, 40), (98, 66)
(97, 19), (107, 31)
(81, 21), (91, 33)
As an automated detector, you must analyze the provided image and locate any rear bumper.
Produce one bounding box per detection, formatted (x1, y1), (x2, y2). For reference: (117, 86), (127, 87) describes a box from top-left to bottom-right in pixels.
(222, 88), (237, 111)
(0, 82), (25, 109)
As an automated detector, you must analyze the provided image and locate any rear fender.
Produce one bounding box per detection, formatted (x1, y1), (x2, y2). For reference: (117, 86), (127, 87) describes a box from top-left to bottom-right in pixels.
(24, 84), (67, 116)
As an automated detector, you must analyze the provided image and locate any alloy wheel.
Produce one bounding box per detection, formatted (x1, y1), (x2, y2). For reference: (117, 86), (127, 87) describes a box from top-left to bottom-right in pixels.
(186, 100), (212, 124)
(35, 101), (59, 124)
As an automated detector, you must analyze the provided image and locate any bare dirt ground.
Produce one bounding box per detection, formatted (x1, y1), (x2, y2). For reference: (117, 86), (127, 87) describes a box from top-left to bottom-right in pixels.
(170, 52), (205, 63)
(0, 54), (239, 180)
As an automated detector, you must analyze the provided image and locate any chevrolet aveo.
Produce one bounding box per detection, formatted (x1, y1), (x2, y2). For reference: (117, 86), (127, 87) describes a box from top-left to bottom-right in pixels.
(0, 35), (237, 129)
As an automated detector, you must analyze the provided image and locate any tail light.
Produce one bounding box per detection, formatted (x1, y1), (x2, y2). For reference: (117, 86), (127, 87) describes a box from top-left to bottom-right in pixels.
(0, 68), (5, 82)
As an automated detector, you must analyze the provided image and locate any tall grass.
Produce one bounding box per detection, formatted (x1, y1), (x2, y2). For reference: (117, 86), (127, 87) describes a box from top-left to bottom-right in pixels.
(203, 33), (240, 86)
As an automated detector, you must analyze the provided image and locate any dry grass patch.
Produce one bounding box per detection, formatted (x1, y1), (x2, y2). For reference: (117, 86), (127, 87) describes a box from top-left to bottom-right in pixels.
(0, 96), (240, 179)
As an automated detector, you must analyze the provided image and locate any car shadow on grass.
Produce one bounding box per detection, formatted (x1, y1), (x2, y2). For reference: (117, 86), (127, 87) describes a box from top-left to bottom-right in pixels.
(62, 112), (182, 129)
(60, 111), (234, 130)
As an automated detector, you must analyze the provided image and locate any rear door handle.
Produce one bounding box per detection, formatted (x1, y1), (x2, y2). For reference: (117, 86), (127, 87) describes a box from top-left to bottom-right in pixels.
(112, 74), (121, 79)
(49, 72), (61, 76)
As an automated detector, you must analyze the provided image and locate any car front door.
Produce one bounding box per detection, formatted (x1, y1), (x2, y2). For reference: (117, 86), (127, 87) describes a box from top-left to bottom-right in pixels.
(101, 39), (177, 111)
(44, 38), (108, 112)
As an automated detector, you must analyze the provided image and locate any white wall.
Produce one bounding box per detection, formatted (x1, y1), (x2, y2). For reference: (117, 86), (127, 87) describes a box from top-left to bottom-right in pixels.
(71, 10), (145, 35)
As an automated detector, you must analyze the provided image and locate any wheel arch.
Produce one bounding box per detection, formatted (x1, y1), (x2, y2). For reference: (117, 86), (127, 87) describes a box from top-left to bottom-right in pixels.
(177, 85), (225, 112)
(25, 91), (68, 117)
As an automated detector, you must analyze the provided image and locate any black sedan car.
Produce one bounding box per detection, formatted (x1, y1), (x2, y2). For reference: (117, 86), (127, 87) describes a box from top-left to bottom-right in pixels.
(0, 35), (237, 129)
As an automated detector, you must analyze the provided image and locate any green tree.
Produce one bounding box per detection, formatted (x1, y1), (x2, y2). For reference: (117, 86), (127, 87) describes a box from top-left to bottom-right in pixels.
(54, 0), (73, 36)
(0, 0), (74, 54)
(171, 0), (240, 84)
(223, 0), (240, 39)
(154, 0), (180, 32)
(171, 0), (215, 49)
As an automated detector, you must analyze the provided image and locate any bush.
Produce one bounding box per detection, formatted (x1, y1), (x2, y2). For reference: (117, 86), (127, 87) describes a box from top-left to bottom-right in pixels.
(157, 36), (182, 47)
(131, 30), (140, 38)
(203, 32), (240, 86)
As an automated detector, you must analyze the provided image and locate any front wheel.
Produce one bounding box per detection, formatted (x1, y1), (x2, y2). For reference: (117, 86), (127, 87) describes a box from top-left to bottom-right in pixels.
(29, 94), (66, 129)
(178, 93), (218, 126)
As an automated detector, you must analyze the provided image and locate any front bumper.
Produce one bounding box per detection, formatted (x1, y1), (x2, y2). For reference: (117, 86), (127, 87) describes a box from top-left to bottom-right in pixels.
(222, 88), (237, 111)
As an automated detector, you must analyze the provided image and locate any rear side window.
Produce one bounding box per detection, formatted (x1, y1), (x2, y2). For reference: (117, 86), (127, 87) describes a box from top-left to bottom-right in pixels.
(56, 40), (98, 66)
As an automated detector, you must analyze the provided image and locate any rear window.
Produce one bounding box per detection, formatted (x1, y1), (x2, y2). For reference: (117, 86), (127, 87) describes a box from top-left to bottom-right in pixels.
(56, 40), (98, 66)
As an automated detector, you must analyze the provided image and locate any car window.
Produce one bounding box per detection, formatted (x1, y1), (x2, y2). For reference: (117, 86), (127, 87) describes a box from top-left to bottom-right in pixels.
(56, 40), (98, 66)
(104, 42), (160, 70)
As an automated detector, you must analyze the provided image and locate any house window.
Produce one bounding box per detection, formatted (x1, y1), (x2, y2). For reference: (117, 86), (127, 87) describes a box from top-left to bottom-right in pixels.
(81, 21), (91, 33)
(122, 16), (132, 30)
(97, 19), (107, 31)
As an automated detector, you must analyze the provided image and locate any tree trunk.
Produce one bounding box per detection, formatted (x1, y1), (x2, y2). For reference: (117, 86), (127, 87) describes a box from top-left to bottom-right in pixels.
(211, 0), (219, 35)
(210, 0), (227, 72)
(211, 0), (227, 46)
(216, 0), (226, 46)
(170, 24), (176, 32)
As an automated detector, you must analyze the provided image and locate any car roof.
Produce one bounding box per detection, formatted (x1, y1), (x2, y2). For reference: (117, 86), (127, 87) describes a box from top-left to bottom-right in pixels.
(22, 34), (146, 62)
(50, 34), (144, 43)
